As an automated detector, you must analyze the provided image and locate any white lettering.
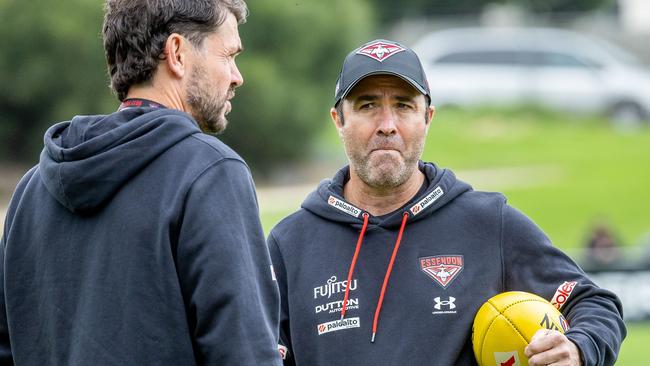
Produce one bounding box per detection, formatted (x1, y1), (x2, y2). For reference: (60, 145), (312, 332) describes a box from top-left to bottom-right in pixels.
(410, 187), (444, 216)
(313, 276), (358, 299)
(328, 196), (362, 217)
(317, 317), (360, 335)
(315, 298), (359, 314)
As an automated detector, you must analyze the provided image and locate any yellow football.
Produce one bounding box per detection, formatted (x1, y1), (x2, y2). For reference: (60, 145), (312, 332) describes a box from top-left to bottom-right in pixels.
(472, 291), (570, 366)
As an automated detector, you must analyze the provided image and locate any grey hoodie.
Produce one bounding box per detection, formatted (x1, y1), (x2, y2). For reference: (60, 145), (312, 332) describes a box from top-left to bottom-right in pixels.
(1, 106), (281, 365)
(268, 162), (625, 366)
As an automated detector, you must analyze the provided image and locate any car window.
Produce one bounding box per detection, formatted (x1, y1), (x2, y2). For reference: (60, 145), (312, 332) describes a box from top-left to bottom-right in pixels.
(434, 50), (517, 66)
(519, 51), (594, 68)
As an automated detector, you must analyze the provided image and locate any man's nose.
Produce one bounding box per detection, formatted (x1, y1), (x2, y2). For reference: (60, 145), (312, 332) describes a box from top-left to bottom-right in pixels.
(376, 106), (397, 135)
(231, 62), (244, 88)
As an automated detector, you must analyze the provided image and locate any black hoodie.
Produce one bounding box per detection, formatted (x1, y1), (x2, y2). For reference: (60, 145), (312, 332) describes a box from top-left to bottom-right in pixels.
(268, 162), (625, 365)
(0, 107), (281, 365)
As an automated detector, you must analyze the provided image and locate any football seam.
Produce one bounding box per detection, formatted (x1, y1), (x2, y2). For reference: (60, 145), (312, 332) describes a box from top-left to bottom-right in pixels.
(480, 298), (546, 361)
(497, 298), (547, 344)
(479, 301), (501, 364)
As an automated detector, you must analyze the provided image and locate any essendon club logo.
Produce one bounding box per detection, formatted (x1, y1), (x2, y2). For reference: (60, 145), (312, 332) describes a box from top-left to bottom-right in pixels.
(356, 41), (405, 62)
(420, 255), (464, 289)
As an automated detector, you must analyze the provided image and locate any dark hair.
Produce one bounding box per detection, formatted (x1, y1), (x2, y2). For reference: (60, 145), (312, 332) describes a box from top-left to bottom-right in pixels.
(103, 0), (248, 101)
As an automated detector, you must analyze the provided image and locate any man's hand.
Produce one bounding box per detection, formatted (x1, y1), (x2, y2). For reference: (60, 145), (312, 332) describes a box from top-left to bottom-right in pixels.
(524, 329), (582, 366)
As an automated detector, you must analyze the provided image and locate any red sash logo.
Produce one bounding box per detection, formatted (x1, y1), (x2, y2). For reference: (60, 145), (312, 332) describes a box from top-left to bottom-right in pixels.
(420, 255), (464, 289)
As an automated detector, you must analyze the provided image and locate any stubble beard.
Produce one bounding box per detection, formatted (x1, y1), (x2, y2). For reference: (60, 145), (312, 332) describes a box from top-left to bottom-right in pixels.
(186, 63), (230, 134)
(343, 133), (425, 190)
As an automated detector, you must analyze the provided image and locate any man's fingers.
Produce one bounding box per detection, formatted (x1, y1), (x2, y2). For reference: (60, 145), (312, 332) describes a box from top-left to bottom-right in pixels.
(525, 329), (555, 357)
(525, 330), (580, 366)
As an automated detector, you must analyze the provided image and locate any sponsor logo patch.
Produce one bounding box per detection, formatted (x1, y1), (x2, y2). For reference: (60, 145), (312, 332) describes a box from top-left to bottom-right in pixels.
(315, 298), (359, 314)
(432, 296), (457, 315)
(410, 187), (444, 216)
(327, 195), (362, 218)
(356, 40), (405, 62)
(313, 275), (360, 314)
(313, 275), (357, 299)
(494, 351), (521, 366)
(317, 317), (360, 335)
(551, 281), (577, 310)
(420, 255), (464, 289)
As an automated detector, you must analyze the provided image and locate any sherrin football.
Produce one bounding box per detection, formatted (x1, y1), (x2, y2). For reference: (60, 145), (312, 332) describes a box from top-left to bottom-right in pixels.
(472, 291), (570, 366)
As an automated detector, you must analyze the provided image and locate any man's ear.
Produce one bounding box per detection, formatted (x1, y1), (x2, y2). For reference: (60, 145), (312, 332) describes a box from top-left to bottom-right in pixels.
(426, 105), (435, 125)
(330, 106), (344, 137)
(163, 33), (193, 79)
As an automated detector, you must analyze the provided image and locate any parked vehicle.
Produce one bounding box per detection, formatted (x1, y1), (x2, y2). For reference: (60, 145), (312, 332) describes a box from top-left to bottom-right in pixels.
(412, 27), (650, 127)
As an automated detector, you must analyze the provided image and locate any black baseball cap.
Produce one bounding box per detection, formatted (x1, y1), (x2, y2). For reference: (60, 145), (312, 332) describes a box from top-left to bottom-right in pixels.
(333, 39), (430, 107)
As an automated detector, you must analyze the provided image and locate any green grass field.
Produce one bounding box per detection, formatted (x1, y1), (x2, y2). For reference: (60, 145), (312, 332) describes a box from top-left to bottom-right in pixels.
(258, 107), (650, 364)
(421, 107), (650, 250)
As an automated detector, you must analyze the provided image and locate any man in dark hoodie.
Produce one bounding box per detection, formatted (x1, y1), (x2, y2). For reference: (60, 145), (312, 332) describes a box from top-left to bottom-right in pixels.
(267, 39), (625, 366)
(0, 1), (281, 365)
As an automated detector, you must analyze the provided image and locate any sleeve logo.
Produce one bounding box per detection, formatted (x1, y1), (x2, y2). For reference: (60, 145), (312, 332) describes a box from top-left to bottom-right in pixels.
(551, 281), (577, 310)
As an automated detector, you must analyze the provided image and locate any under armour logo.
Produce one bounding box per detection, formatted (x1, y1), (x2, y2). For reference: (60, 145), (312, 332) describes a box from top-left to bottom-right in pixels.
(433, 296), (456, 310)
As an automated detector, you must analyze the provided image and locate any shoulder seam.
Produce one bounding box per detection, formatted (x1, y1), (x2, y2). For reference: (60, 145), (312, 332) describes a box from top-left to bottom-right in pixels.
(178, 156), (250, 221)
(188, 134), (249, 166)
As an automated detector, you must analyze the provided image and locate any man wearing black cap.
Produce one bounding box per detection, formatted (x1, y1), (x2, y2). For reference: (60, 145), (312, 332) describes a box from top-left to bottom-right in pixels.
(267, 39), (625, 365)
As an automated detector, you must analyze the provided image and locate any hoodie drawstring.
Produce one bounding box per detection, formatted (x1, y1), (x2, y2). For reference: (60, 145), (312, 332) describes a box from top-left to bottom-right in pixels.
(340, 212), (370, 320)
(371, 212), (408, 343)
(339, 211), (410, 343)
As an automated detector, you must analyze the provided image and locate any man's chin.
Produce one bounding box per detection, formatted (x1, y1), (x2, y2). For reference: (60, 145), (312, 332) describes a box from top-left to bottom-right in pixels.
(363, 164), (404, 187)
(369, 153), (403, 169)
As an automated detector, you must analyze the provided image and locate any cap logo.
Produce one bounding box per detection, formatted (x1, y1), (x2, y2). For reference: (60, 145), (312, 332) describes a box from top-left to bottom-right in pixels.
(356, 41), (405, 62)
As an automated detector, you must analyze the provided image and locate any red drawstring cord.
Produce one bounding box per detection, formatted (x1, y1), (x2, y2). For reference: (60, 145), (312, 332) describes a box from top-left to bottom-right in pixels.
(371, 212), (409, 343)
(339, 211), (410, 343)
(341, 212), (370, 320)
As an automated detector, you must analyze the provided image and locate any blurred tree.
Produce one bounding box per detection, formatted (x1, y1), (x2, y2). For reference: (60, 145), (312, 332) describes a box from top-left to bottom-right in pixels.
(0, 0), (375, 177)
(0, 0), (115, 163)
(221, 0), (375, 176)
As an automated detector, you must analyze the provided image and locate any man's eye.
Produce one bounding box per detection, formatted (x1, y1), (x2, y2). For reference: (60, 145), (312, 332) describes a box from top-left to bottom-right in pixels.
(397, 103), (412, 109)
(359, 103), (374, 110)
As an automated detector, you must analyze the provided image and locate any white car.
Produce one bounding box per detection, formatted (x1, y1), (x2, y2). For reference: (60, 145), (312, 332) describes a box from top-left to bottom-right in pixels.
(412, 27), (650, 126)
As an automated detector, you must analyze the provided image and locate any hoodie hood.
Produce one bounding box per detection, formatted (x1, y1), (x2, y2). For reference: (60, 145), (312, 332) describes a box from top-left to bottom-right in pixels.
(302, 161), (472, 228)
(39, 108), (199, 214)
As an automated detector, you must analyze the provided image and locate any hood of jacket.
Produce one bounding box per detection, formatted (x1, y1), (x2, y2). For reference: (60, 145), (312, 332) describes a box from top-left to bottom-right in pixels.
(39, 108), (199, 214)
(301, 161), (472, 228)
